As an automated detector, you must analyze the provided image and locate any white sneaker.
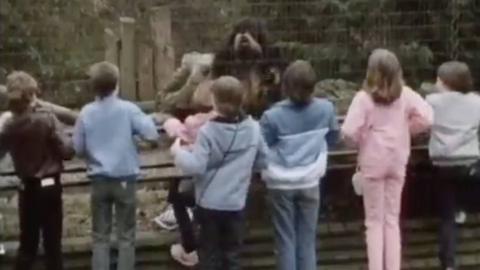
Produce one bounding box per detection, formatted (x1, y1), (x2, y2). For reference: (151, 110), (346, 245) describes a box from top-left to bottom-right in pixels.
(170, 243), (198, 267)
(153, 205), (178, 231)
(0, 244), (5, 255)
(455, 211), (466, 224)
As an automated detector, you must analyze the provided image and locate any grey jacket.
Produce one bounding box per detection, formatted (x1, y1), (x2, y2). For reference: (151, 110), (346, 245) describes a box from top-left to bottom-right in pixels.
(427, 91), (480, 166)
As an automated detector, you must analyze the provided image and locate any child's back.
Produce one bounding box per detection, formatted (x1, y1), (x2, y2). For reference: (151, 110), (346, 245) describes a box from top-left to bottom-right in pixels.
(76, 97), (157, 177)
(427, 91), (480, 165)
(261, 97), (337, 189)
(343, 87), (431, 179)
(1, 109), (71, 178)
(173, 114), (264, 210)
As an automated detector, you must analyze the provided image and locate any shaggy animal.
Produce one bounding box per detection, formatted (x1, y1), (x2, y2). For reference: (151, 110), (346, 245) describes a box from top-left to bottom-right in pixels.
(211, 18), (285, 115)
(156, 18), (285, 119)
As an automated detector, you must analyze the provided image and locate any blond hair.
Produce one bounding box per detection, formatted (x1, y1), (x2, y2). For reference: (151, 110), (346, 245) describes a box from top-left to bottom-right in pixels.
(88, 61), (119, 98)
(211, 76), (244, 118)
(437, 61), (473, 93)
(282, 60), (316, 104)
(6, 71), (37, 114)
(363, 49), (403, 104)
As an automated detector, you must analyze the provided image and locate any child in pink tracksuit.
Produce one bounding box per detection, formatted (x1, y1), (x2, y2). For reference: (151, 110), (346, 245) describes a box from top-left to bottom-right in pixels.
(341, 49), (433, 270)
(159, 90), (216, 266)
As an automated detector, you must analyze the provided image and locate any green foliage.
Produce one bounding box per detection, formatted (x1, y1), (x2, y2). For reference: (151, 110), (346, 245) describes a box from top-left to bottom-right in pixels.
(1, 0), (479, 106)
(247, 0), (478, 88)
(0, 0), (106, 86)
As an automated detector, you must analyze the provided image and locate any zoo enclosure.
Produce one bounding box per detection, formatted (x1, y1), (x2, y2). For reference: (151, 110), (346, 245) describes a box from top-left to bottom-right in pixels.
(1, 0), (479, 108)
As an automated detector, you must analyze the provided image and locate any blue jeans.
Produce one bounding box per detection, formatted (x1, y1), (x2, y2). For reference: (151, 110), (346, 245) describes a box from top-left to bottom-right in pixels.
(91, 179), (136, 270)
(268, 185), (320, 270)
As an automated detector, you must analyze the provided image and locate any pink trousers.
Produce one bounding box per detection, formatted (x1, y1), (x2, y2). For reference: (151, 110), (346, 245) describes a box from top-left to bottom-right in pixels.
(362, 174), (405, 270)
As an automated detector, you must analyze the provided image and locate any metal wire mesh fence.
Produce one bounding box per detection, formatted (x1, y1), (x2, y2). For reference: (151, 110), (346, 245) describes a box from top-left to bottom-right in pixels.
(0, 0), (479, 106)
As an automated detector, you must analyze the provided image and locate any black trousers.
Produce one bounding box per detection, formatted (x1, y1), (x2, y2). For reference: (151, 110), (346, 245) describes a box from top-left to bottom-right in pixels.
(435, 166), (470, 269)
(15, 175), (63, 270)
(168, 179), (196, 252)
(196, 207), (245, 270)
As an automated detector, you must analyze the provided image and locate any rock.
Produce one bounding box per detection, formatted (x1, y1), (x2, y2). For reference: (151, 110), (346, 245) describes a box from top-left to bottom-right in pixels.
(418, 82), (436, 96)
(314, 79), (359, 115)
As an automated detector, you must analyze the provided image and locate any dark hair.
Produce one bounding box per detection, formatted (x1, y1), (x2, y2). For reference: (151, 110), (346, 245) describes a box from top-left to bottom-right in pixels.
(363, 49), (404, 105)
(211, 76), (244, 118)
(437, 61), (473, 93)
(88, 61), (119, 98)
(282, 60), (316, 104)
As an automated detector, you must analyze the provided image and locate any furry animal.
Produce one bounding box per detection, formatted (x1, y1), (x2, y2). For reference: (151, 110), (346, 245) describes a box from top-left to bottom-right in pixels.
(211, 18), (286, 115)
(156, 18), (285, 118)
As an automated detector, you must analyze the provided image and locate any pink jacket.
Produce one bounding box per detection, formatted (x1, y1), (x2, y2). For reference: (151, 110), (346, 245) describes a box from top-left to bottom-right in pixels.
(163, 111), (217, 144)
(341, 87), (433, 179)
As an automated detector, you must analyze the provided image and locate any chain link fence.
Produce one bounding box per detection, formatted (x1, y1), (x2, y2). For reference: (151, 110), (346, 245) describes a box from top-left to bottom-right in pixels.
(1, 0), (479, 106)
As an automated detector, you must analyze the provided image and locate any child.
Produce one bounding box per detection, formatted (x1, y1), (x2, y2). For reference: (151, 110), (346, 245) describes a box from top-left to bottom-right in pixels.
(0, 71), (74, 270)
(342, 49), (433, 270)
(171, 76), (266, 270)
(260, 60), (339, 270)
(155, 79), (217, 267)
(73, 62), (159, 270)
(426, 61), (479, 270)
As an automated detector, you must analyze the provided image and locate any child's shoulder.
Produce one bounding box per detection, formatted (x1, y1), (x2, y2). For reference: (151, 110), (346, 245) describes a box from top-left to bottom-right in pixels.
(466, 92), (480, 102)
(115, 98), (142, 111)
(31, 108), (58, 128)
(79, 101), (97, 114)
(311, 97), (335, 110)
(201, 115), (258, 133)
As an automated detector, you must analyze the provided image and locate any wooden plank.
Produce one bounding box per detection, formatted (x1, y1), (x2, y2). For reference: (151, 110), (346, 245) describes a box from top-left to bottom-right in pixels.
(120, 17), (137, 100)
(104, 28), (119, 66)
(150, 6), (174, 95)
(137, 43), (155, 100)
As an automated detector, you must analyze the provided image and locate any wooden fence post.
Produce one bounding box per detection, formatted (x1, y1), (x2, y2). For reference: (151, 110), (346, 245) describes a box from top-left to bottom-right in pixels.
(104, 28), (119, 66)
(137, 43), (155, 101)
(150, 6), (174, 96)
(120, 17), (136, 100)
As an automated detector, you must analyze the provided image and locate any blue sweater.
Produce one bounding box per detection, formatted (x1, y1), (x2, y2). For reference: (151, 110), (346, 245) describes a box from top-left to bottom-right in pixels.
(73, 94), (159, 179)
(260, 98), (339, 189)
(172, 115), (267, 211)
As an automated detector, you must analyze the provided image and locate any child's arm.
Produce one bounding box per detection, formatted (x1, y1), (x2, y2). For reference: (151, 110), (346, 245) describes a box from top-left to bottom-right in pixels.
(253, 131), (269, 172)
(131, 105), (160, 144)
(49, 114), (74, 160)
(259, 113), (278, 147)
(36, 99), (78, 126)
(341, 92), (369, 146)
(171, 128), (210, 176)
(72, 115), (86, 157)
(326, 103), (340, 148)
(408, 90), (433, 135)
